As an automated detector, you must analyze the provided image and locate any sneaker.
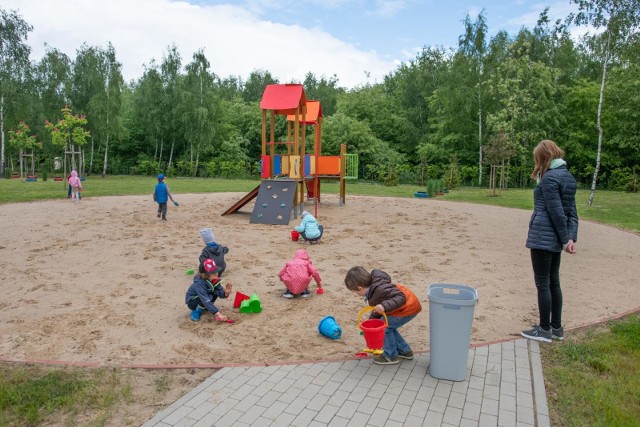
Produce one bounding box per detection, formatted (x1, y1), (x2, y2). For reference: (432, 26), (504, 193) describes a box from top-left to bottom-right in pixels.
(300, 290), (310, 298)
(162, 217), (167, 221)
(398, 351), (414, 360)
(521, 325), (552, 343)
(373, 354), (400, 365)
(282, 290), (294, 299)
(190, 307), (203, 322)
(551, 326), (564, 341)
(157, 213), (161, 218)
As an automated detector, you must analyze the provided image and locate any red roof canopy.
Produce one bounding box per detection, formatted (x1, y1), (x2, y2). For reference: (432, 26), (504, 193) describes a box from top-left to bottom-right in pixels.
(260, 84), (306, 115)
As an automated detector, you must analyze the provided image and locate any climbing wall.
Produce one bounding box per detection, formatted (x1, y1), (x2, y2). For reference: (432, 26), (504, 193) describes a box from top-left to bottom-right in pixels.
(250, 180), (298, 225)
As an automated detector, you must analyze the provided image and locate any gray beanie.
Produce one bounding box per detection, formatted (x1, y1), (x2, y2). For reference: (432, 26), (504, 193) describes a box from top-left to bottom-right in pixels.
(301, 210), (310, 218)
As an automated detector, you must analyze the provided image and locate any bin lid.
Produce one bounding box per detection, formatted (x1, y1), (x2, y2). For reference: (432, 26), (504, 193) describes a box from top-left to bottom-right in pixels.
(428, 283), (478, 306)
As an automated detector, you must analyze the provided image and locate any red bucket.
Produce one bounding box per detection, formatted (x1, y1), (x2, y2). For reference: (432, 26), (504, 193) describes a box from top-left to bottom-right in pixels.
(291, 230), (300, 241)
(360, 319), (387, 350)
(357, 307), (388, 350)
(233, 292), (250, 309)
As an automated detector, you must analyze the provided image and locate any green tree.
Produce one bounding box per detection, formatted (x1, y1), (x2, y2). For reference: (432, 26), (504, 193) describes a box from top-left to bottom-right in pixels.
(44, 106), (90, 176)
(302, 72), (342, 116)
(8, 121), (40, 177)
(569, 0), (640, 205)
(243, 69), (278, 103)
(179, 49), (225, 176)
(97, 43), (125, 177)
(160, 45), (183, 174)
(0, 8), (33, 177)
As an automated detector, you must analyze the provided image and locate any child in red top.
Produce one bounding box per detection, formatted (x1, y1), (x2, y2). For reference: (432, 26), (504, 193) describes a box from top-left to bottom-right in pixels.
(278, 249), (323, 299)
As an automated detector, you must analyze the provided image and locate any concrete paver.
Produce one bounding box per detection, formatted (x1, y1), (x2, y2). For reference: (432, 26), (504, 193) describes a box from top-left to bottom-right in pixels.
(143, 339), (546, 427)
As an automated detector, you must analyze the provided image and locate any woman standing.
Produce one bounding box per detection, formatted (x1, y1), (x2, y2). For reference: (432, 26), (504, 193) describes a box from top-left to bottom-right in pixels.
(522, 140), (579, 343)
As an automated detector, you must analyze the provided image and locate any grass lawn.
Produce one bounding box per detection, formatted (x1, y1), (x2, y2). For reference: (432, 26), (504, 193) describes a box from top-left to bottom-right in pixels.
(0, 175), (638, 425)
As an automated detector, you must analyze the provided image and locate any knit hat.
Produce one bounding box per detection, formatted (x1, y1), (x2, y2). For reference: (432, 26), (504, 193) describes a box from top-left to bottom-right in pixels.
(301, 210), (310, 218)
(200, 227), (216, 245)
(157, 174), (165, 181)
(199, 258), (221, 274)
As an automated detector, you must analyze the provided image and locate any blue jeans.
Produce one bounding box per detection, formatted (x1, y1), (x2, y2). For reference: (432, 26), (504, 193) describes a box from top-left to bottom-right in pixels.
(383, 314), (417, 358)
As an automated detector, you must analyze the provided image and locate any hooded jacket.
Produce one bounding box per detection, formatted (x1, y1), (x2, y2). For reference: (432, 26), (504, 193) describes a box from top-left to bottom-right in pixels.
(294, 213), (321, 239)
(526, 163), (578, 252)
(365, 269), (422, 318)
(185, 276), (226, 314)
(278, 249), (322, 294)
(68, 170), (82, 189)
(199, 243), (229, 275)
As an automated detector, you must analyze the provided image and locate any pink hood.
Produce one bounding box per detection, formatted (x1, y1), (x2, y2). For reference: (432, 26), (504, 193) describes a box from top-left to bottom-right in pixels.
(68, 170), (82, 188)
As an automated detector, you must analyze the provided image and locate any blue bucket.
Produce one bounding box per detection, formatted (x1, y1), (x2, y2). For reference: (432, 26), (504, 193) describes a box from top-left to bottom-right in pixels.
(318, 316), (342, 340)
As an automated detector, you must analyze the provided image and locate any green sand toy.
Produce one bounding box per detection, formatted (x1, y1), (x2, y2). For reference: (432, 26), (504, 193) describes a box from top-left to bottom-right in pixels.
(239, 293), (262, 313)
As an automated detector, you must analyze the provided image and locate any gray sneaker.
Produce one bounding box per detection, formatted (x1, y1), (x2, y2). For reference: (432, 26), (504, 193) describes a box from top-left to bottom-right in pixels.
(551, 326), (564, 341)
(373, 354), (399, 365)
(521, 325), (552, 343)
(398, 351), (414, 360)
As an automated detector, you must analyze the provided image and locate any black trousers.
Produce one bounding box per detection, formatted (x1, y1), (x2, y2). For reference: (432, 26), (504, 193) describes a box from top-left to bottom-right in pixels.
(530, 249), (563, 330)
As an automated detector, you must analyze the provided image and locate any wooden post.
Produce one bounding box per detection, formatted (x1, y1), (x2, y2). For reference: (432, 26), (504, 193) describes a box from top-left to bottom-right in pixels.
(340, 144), (346, 205)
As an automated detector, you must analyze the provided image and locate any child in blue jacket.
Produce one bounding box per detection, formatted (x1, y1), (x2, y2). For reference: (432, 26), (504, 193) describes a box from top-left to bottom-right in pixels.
(294, 211), (324, 242)
(185, 259), (232, 322)
(153, 174), (177, 220)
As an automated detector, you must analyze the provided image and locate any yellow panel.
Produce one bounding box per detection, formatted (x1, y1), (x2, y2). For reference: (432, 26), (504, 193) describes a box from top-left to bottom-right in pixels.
(289, 155), (301, 178)
(281, 155), (289, 174)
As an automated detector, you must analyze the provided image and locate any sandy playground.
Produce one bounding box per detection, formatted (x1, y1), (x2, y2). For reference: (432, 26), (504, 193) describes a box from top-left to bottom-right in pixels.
(1, 192), (639, 367)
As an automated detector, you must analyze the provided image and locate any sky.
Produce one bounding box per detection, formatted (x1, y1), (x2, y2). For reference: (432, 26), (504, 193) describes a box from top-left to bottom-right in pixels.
(4, 0), (580, 89)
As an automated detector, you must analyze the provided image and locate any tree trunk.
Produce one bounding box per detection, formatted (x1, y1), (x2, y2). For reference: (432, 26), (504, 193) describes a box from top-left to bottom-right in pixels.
(588, 31), (611, 206)
(158, 136), (163, 167)
(478, 107), (483, 186)
(19, 148), (24, 179)
(167, 139), (174, 174)
(103, 106), (110, 178)
(0, 95), (4, 177)
(195, 148), (199, 177)
(89, 135), (95, 175)
(102, 134), (109, 178)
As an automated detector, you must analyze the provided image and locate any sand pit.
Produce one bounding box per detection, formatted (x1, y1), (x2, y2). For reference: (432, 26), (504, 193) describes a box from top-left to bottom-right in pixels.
(1, 192), (639, 366)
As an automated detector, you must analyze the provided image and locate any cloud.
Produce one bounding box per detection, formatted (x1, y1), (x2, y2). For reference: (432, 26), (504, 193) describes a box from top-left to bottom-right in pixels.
(5, 0), (396, 88)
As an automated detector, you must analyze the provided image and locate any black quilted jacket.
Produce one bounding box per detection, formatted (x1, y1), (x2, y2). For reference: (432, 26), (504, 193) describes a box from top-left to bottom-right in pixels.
(526, 165), (579, 252)
(199, 243), (229, 275)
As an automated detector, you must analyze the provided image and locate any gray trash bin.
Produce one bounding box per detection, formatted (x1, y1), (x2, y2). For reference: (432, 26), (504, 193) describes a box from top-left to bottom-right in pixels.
(428, 283), (479, 381)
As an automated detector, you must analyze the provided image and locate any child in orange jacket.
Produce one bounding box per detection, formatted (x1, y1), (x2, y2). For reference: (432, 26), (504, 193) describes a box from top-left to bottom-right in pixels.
(344, 266), (422, 365)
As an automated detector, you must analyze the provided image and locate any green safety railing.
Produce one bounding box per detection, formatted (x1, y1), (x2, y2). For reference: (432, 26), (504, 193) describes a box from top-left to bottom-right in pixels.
(344, 154), (359, 179)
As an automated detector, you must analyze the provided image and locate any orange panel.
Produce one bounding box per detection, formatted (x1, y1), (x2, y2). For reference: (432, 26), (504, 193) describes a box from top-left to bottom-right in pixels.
(317, 156), (340, 175)
(288, 100), (322, 124)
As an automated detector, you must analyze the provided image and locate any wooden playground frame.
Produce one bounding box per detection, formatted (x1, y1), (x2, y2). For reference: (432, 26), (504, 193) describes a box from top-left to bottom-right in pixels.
(223, 84), (354, 219)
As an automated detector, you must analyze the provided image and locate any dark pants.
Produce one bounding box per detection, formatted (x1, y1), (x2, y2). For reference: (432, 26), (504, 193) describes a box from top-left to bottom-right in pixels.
(530, 249), (563, 330)
(187, 298), (204, 311)
(157, 202), (167, 218)
(302, 225), (324, 242)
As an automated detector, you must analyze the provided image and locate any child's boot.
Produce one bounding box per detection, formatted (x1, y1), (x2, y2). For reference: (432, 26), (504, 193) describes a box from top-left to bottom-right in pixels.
(190, 307), (203, 321)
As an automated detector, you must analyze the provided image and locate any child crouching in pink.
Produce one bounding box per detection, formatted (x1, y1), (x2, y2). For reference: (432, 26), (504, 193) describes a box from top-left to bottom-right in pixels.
(278, 249), (323, 299)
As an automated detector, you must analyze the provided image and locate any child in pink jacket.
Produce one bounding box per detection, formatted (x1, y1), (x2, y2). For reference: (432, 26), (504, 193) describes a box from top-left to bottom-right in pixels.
(278, 249), (323, 299)
(68, 170), (82, 203)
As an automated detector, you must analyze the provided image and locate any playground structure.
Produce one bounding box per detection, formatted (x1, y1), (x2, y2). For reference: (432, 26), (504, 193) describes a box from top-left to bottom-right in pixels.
(222, 84), (357, 223)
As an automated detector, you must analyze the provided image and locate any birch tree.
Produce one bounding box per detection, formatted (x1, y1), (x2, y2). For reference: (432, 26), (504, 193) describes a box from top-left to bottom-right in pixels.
(569, 0), (640, 205)
(0, 8), (32, 177)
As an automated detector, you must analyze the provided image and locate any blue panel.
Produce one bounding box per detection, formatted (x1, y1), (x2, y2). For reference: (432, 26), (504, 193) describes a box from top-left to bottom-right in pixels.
(273, 155), (282, 175)
(304, 155), (310, 176)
